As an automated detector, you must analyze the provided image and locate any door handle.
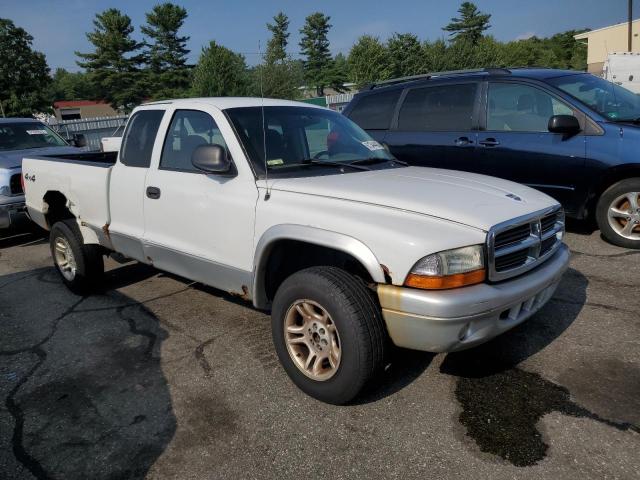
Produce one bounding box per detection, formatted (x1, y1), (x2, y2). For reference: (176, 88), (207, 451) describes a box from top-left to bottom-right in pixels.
(146, 186), (161, 199)
(454, 136), (473, 147)
(479, 138), (500, 147)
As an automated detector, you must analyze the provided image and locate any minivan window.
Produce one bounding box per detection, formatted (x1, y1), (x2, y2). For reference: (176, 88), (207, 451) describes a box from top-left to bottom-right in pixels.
(487, 83), (574, 132)
(161, 110), (227, 172)
(548, 73), (640, 122)
(120, 110), (165, 168)
(397, 83), (477, 131)
(348, 89), (401, 130)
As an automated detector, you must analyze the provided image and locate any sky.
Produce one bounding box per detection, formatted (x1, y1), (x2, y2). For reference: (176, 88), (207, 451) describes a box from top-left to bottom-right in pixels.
(0, 0), (635, 71)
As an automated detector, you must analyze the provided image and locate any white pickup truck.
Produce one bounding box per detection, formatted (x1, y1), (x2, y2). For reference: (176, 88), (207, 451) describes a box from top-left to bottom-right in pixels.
(23, 98), (569, 404)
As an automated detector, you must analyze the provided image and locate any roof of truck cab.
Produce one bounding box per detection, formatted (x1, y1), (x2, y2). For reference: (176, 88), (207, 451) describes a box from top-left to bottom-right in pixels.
(0, 117), (40, 124)
(142, 97), (325, 110)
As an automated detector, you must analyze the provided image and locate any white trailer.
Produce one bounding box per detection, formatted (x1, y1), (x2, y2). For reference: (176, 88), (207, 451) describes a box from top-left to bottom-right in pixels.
(603, 52), (640, 94)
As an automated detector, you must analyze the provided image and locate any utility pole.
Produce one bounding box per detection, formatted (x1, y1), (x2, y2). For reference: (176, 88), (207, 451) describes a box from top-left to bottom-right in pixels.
(629, 0), (634, 52)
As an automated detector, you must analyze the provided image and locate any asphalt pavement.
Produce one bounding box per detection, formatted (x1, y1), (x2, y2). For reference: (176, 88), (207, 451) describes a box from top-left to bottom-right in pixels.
(1, 224), (638, 479)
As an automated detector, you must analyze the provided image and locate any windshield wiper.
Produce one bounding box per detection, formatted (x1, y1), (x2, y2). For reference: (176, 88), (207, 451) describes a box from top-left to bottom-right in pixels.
(349, 157), (408, 166)
(299, 159), (371, 171)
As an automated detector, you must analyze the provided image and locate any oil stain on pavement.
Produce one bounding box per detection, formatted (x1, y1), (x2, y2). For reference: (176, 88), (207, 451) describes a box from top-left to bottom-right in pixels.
(441, 352), (640, 467)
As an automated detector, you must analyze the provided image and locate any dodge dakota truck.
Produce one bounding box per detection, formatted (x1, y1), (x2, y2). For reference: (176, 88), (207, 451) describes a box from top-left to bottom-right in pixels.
(23, 98), (570, 404)
(0, 118), (83, 229)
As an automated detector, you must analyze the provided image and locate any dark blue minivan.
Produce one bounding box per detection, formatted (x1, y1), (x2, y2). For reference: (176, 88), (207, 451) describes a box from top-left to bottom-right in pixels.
(343, 68), (640, 249)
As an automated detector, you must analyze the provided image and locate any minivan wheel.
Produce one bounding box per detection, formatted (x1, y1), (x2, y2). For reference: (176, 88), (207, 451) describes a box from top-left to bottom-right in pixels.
(596, 178), (640, 249)
(271, 266), (387, 404)
(50, 219), (104, 295)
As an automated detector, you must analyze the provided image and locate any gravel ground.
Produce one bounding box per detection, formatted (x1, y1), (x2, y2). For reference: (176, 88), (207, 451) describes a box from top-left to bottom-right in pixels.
(0, 224), (638, 479)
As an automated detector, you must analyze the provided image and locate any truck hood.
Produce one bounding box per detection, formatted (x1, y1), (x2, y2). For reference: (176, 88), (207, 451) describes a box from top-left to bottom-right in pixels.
(0, 146), (81, 170)
(266, 166), (558, 231)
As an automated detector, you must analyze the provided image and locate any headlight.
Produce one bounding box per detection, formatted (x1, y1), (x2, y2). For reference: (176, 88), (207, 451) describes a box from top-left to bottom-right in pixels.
(404, 245), (485, 290)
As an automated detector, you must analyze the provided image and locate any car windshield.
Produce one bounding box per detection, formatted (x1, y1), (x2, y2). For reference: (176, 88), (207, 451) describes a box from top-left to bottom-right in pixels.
(0, 122), (68, 151)
(548, 73), (640, 122)
(225, 106), (398, 177)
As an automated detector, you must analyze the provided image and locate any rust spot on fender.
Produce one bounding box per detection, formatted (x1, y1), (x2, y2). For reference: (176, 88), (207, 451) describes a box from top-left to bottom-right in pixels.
(102, 223), (111, 239)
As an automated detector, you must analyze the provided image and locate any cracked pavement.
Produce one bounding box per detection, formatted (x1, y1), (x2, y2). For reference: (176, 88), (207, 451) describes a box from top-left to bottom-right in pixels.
(0, 225), (639, 479)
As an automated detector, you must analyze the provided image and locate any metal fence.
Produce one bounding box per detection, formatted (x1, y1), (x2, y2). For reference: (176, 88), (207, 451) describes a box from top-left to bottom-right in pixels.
(48, 115), (128, 151)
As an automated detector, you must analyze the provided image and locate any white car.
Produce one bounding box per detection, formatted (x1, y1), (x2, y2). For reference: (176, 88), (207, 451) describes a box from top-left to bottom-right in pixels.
(23, 98), (569, 404)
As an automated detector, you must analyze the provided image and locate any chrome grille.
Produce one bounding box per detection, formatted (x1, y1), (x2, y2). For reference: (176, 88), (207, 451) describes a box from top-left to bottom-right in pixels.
(487, 206), (564, 282)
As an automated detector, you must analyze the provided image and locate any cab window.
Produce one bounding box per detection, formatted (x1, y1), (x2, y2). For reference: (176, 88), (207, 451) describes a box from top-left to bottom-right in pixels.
(160, 110), (227, 172)
(120, 110), (165, 168)
(487, 83), (575, 132)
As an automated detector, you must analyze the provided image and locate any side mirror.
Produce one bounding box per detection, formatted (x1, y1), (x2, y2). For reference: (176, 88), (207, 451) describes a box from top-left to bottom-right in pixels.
(191, 144), (231, 174)
(548, 115), (581, 135)
(72, 133), (87, 148)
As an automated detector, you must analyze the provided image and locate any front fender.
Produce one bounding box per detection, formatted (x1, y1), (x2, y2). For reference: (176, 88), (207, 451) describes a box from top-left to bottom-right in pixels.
(252, 224), (386, 309)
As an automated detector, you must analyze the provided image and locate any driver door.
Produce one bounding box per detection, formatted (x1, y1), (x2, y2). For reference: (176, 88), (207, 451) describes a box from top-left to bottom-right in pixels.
(142, 106), (259, 291)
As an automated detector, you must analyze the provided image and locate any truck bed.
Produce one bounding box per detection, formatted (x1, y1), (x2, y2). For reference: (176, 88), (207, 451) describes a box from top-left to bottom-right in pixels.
(23, 153), (115, 240)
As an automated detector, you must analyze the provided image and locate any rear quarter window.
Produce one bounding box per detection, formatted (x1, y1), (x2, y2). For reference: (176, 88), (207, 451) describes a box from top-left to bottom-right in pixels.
(120, 110), (165, 168)
(347, 89), (401, 130)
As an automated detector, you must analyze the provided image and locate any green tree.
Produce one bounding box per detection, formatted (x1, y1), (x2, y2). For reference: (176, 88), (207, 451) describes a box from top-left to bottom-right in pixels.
(299, 12), (334, 96)
(76, 9), (144, 111)
(191, 41), (248, 97)
(0, 18), (51, 116)
(266, 12), (289, 63)
(50, 68), (97, 101)
(141, 2), (191, 99)
(443, 2), (491, 45)
(347, 35), (391, 88)
(252, 13), (301, 99)
(387, 33), (424, 77)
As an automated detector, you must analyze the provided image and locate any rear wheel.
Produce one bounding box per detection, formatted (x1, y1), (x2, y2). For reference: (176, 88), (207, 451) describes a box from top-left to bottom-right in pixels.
(50, 220), (104, 295)
(271, 266), (387, 404)
(596, 178), (640, 249)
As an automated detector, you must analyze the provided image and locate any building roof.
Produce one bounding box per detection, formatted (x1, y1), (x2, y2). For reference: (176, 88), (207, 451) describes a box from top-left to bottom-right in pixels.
(53, 100), (109, 108)
(574, 18), (640, 39)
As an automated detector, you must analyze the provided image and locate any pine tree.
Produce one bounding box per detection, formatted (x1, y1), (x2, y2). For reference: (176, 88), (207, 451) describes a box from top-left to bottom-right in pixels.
(387, 33), (424, 77)
(299, 12), (334, 96)
(141, 2), (191, 99)
(76, 9), (144, 111)
(191, 41), (248, 97)
(266, 12), (289, 63)
(253, 12), (301, 99)
(347, 36), (390, 88)
(443, 2), (491, 45)
(0, 18), (51, 116)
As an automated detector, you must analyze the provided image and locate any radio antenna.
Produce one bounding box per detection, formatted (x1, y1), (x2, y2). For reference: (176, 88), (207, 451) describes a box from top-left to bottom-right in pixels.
(258, 40), (270, 200)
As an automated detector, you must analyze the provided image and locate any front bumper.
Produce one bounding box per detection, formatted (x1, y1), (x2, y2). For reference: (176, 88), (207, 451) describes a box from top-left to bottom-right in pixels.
(0, 200), (27, 229)
(377, 244), (570, 353)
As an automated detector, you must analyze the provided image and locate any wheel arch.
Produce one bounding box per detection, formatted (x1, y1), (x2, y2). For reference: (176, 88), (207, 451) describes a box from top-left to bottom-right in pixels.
(252, 225), (387, 309)
(588, 164), (640, 219)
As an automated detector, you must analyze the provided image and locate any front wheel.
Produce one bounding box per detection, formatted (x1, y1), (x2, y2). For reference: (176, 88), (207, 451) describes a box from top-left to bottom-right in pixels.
(50, 220), (104, 295)
(271, 266), (387, 404)
(596, 178), (640, 249)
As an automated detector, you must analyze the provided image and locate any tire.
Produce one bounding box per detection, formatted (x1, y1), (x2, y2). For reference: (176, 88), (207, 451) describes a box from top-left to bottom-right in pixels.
(595, 178), (640, 249)
(49, 219), (104, 295)
(271, 266), (387, 404)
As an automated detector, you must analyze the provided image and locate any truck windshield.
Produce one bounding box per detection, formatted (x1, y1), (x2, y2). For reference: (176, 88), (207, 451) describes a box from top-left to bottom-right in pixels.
(225, 106), (398, 177)
(548, 73), (640, 122)
(0, 122), (68, 151)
